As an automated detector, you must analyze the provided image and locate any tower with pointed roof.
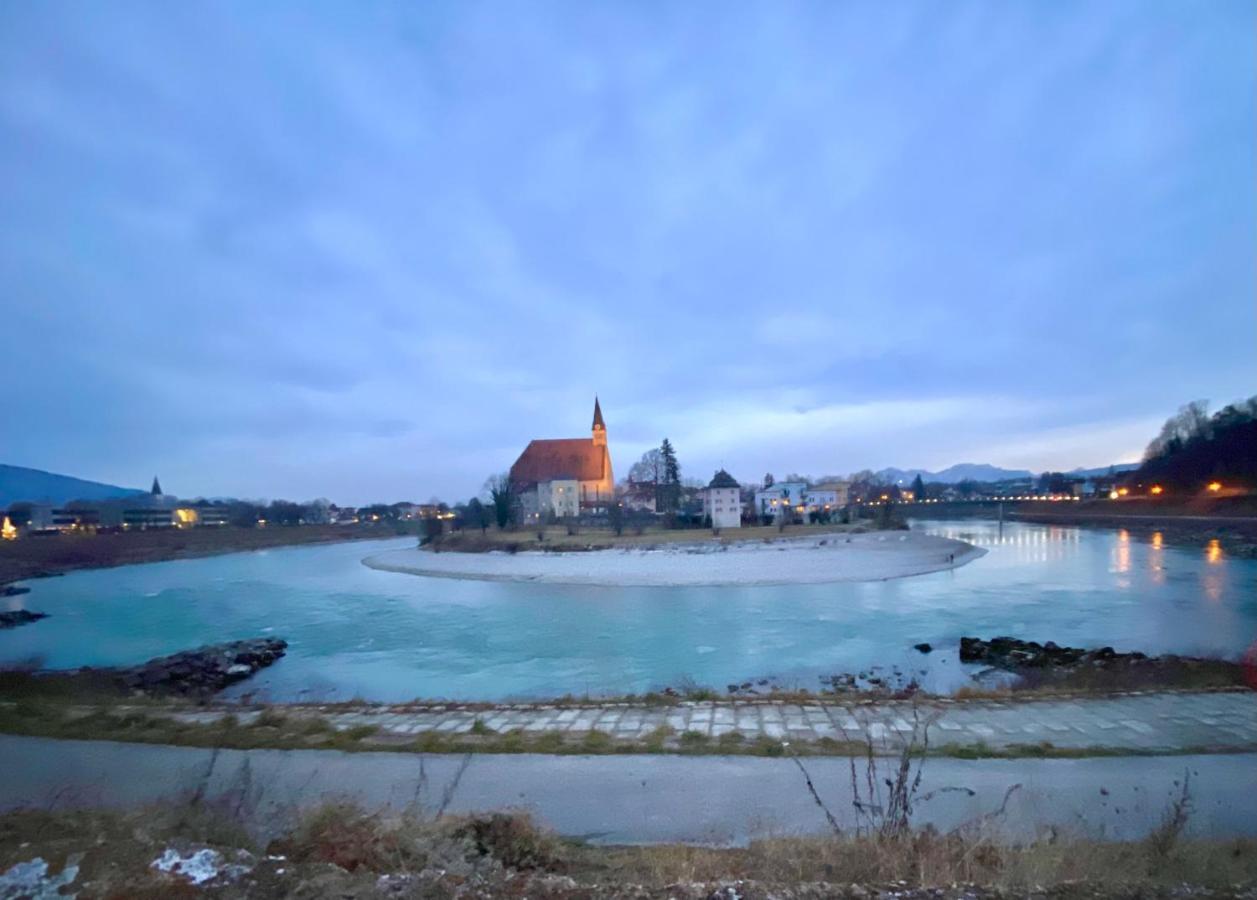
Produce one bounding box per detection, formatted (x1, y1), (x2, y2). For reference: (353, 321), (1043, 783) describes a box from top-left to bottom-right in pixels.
(151, 476), (163, 496)
(592, 396), (607, 448)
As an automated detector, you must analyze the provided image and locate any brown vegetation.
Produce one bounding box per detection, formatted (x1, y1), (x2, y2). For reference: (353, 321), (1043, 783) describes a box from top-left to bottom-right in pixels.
(431, 521), (867, 553)
(1, 796), (1254, 898)
(0, 522), (411, 586)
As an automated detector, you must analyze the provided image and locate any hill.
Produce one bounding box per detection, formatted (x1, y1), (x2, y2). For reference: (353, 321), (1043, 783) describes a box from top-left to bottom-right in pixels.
(1067, 463), (1139, 478)
(0, 464), (144, 507)
(876, 463), (1034, 485)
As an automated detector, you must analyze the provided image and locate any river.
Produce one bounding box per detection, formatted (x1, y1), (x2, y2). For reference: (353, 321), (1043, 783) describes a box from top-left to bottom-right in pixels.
(1, 521), (1254, 702)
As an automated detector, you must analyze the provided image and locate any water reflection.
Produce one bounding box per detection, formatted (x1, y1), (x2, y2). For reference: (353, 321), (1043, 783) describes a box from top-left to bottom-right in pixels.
(1204, 539), (1225, 602)
(1150, 532), (1165, 585)
(1115, 529), (1131, 576)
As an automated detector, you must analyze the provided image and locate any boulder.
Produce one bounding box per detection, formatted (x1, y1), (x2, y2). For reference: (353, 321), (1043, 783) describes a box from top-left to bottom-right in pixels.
(0, 610), (48, 629)
(960, 636), (1141, 672)
(113, 638), (288, 696)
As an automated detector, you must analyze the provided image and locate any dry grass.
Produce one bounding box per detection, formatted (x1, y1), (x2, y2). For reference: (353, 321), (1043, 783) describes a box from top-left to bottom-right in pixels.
(0, 522), (407, 586)
(2, 799), (1254, 896)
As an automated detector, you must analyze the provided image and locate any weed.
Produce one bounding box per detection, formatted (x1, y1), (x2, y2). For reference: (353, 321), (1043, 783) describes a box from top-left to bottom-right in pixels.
(678, 730), (709, 751)
(580, 730), (614, 753)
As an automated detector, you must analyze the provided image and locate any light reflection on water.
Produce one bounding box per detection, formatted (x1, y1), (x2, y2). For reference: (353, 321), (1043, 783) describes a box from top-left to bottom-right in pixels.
(2, 523), (1255, 702)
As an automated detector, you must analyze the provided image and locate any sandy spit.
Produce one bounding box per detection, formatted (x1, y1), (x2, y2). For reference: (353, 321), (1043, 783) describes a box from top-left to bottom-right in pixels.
(361, 530), (986, 587)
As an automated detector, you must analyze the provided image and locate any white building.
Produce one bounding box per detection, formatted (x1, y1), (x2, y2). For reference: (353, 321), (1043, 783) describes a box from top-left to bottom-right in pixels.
(534, 479), (581, 519)
(702, 470), (742, 529)
(804, 481), (851, 516)
(754, 481), (808, 521)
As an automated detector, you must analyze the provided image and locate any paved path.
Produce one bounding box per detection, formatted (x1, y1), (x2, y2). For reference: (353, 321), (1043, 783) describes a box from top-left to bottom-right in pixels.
(5, 736), (1256, 843)
(158, 690), (1257, 753)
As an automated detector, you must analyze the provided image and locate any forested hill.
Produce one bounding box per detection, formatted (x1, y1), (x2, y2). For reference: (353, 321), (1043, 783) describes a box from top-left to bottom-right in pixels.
(0, 464), (144, 507)
(1130, 398), (1257, 489)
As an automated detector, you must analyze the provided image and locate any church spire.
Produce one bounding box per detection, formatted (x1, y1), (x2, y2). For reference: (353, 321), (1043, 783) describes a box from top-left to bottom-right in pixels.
(591, 396), (607, 448)
(151, 476), (163, 496)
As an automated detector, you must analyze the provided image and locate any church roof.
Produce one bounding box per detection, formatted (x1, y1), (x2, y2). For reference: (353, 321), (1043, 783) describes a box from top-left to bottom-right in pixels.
(511, 438), (607, 486)
(707, 469), (739, 489)
(592, 396), (605, 430)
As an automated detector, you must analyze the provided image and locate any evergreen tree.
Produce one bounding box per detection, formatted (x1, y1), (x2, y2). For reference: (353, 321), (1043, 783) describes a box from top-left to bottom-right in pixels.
(658, 438), (681, 513)
(910, 474), (925, 500)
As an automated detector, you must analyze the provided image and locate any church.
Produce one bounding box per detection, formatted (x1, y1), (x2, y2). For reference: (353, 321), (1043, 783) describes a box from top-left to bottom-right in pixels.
(510, 398), (615, 520)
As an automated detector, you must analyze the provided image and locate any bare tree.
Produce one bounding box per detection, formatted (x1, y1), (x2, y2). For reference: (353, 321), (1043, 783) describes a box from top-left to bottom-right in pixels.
(628, 448), (664, 484)
(1145, 400), (1210, 460)
(484, 473), (516, 530)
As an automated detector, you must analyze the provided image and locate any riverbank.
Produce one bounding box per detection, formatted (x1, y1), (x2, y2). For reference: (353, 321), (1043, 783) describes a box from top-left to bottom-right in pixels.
(365, 530), (984, 586)
(0, 522), (412, 587)
(4, 687), (1252, 759)
(1, 737), (1255, 898)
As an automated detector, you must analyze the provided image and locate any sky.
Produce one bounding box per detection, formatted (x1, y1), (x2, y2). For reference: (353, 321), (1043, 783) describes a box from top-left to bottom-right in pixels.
(1, 1), (1253, 504)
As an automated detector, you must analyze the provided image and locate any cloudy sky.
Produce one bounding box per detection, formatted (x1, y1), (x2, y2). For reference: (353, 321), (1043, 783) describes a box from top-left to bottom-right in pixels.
(2, 1), (1253, 504)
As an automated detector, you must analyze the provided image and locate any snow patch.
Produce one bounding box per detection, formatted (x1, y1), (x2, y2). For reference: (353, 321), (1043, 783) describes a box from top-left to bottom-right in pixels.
(0, 854), (80, 899)
(151, 847), (252, 886)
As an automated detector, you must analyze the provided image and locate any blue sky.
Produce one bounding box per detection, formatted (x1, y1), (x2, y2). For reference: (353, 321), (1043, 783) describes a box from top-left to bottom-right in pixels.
(2, 1), (1253, 504)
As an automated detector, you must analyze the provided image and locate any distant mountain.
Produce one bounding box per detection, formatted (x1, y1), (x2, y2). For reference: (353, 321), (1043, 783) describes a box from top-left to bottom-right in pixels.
(876, 463), (1035, 485)
(1066, 463), (1139, 479)
(876, 462), (1140, 485)
(0, 464), (145, 507)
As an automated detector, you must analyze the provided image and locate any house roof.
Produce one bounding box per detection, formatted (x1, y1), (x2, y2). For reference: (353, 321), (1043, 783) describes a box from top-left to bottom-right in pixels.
(511, 438), (607, 485)
(707, 469), (739, 489)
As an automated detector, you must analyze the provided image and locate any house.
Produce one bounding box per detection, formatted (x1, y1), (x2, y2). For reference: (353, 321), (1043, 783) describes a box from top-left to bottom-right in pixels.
(754, 481), (808, 521)
(510, 398), (615, 520)
(804, 481), (851, 514)
(702, 470), (742, 529)
(621, 480), (658, 513)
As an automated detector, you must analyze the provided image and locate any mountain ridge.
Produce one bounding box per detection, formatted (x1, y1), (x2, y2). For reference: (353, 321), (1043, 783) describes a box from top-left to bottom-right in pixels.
(0, 464), (145, 507)
(875, 461), (1136, 485)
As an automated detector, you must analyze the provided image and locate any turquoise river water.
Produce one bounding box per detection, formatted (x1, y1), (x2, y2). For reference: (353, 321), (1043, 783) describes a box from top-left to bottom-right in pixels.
(1, 520), (1254, 702)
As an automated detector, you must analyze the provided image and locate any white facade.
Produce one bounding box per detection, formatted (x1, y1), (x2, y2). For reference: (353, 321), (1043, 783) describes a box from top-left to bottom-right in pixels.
(536, 479), (581, 518)
(803, 489), (839, 513)
(754, 481), (807, 520)
(702, 486), (742, 528)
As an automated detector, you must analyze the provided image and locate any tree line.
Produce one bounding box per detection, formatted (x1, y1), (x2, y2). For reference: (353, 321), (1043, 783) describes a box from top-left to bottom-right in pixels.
(1132, 396), (1257, 490)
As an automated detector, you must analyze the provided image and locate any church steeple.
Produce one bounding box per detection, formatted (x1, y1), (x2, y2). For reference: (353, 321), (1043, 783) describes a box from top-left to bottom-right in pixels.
(591, 396), (607, 447)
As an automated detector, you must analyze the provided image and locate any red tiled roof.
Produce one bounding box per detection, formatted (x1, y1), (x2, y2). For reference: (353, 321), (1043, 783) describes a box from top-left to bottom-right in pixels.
(511, 438), (606, 485)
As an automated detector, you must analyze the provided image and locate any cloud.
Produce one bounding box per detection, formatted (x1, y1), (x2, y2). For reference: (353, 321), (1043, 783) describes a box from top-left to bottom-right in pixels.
(0, 1), (1252, 503)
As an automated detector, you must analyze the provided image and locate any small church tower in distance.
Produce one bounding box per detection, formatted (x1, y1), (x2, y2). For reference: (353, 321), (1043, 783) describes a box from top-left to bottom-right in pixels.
(591, 396), (607, 448)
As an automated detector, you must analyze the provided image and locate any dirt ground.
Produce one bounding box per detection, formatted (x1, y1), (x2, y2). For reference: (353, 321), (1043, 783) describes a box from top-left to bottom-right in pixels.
(3, 801), (1255, 899)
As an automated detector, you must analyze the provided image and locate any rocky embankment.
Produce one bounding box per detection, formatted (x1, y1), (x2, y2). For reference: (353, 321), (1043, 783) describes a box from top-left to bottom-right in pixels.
(0, 609), (46, 629)
(960, 635), (1141, 668)
(82, 639), (289, 696)
(960, 635), (1248, 691)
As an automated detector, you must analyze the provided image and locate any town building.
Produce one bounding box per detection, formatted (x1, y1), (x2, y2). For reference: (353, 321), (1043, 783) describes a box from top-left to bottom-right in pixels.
(804, 481), (851, 514)
(510, 398), (615, 520)
(121, 476), (181, 529)
(754, 481), (808, 521)
(620, 480), (658, 513)
(702, 470), (742, 529)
